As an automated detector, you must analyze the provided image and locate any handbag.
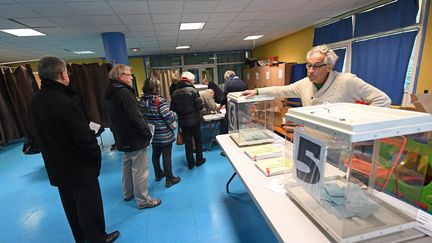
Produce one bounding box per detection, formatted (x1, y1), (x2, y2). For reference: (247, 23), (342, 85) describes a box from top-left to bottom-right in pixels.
(176, 130), (184, 145)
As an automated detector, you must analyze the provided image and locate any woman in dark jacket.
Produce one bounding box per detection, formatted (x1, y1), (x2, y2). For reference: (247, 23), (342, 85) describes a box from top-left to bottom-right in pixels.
(139, 78), (180, 188)
(171, 71), (206, 169)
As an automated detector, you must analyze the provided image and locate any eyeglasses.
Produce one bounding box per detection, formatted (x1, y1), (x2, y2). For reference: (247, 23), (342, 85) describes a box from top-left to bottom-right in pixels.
(306, 63), (327, 70)
(122, 73), (133, 76)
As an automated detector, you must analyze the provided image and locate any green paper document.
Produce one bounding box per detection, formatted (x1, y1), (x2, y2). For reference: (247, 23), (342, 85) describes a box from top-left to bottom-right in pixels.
(255, 157), (293, 177)
(243, 144), (283, 161)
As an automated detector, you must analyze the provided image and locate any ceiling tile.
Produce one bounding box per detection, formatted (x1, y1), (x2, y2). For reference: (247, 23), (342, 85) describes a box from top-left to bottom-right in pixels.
(50, 16), (122, 27)
(214, 0), (250, 12)
(127, 24), (155, 32)
(109, 1), (150, 15)
(208, 13), (237, 22)
(183, 1), (219, 13)
(0, 3), (40, 18)
(181, 13), (210, 22)
(148, 1), (184, 14)
(118, 15), (152, 25)
(234, 12), (263, 21)
(151, 14), (182, 24)
(13, 17), (58, 28)
(243, 0), (283, 12)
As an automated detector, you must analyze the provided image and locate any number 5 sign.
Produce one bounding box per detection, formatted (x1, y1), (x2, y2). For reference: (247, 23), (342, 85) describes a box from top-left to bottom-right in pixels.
(293, 128), (326, 201)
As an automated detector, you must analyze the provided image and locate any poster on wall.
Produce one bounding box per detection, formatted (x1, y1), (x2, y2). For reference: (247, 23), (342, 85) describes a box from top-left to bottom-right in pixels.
(293, 128), (326, 202)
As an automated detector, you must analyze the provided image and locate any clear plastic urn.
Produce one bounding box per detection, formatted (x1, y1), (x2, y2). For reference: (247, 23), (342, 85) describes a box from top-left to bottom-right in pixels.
(284, 103), (432, 242)
(227, 92), (275, 146)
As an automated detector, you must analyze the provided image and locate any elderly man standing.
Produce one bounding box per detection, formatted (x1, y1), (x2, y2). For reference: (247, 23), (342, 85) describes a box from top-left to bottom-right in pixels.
(218, 70), (248, 143)
(105, 64), (161, 209)
(29, 56), (119, 243)
(171, 71), (206, 169)
(243, 45), (391, 107)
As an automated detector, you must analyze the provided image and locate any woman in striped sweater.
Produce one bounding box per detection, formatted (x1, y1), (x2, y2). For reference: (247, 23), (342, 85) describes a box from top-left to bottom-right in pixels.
(139, 78), (181, 188)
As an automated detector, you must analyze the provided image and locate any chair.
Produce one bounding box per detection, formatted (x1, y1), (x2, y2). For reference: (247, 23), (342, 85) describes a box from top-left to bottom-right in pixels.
(346, 136), (407, 191)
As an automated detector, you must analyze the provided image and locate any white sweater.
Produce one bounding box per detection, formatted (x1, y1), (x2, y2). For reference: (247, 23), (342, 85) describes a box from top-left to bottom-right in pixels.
(258, 71), (391, 107)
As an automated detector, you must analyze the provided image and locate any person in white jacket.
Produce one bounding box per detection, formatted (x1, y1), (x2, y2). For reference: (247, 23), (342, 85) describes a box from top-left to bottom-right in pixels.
(242, 45), (391, 107)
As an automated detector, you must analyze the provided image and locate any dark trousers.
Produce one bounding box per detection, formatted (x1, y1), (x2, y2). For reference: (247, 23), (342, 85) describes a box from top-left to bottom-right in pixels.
(58, 179), (107, 243)
(181, 124), (204, 167)
(152, 144), (174, 178)
(219, 115), (228, 135)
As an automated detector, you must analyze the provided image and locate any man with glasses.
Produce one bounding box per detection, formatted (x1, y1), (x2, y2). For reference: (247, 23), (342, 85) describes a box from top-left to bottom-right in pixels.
(29, 56), (119, 242)
(242, 45), (391, 107)
(105, 64), (161, 209)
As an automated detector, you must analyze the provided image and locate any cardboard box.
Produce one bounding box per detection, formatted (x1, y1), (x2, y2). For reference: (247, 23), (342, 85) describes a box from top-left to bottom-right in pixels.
(411, 94), (432, 113)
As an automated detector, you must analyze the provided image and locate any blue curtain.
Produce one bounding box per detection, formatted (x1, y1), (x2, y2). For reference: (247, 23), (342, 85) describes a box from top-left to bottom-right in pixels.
(351, 31), (417, 105)
(333, 48), (346, 72)
(288, 63), (307, 106)
(313, 17), (353, 46)
(354, 0), (418, 37)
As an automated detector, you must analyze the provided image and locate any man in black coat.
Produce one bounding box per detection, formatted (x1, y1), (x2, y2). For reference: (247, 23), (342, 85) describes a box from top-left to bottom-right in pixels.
(171, 71), (206, 169)
(29, 56), (119, 243)
(104, 64), (161, 209)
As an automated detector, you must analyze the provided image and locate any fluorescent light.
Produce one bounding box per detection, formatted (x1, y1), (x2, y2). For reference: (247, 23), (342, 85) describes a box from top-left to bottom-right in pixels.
(243, 35), (263, 40)
(176, 45), (190, 50)
(1, 28), (45, 36)
(180, 22), (205, 30)
(72, 51), (94, 54)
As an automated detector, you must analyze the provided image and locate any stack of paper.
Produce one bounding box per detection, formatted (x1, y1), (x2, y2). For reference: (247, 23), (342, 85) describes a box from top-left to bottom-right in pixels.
(243, 144), (283, 161)
(255, 157), (293, 177)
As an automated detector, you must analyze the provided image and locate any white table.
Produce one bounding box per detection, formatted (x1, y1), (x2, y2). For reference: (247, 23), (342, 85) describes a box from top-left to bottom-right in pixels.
(217, 134), (331, 242)
(216, 134), (430, 243)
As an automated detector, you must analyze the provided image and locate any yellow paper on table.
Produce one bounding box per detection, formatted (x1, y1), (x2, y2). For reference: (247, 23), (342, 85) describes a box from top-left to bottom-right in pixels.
(255, 157), (293, 177)
(243, 144), (283, 161)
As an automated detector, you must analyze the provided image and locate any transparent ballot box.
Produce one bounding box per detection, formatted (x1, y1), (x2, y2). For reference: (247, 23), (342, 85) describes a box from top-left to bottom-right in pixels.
(284, 103), (432, 242)
(227, 92), (275, 146)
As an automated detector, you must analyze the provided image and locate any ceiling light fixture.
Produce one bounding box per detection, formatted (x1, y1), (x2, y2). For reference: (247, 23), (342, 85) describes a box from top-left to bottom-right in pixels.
(72, 51), (95, 54)
(1, 28), (45, 36)
(243, 35), (263, 40)
(129, 48), (140, 52)
(180, 22), (205, 30)
(176, 45), (190, 50)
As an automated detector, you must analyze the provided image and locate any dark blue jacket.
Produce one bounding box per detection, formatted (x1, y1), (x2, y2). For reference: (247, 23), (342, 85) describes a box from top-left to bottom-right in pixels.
(220, 76), (247, 106)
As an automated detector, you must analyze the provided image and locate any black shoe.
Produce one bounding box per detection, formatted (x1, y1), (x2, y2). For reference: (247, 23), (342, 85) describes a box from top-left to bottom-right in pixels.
(165, 176), (181, 188)
(155, 174), (165, 182)
(123, 196), (133, 201)
(106, 231), (120, 243)
(188, 163), (195, 170)
(220, 151), (226, 157)
(110, 144), (117, 151)
(196, 158), (206, 167)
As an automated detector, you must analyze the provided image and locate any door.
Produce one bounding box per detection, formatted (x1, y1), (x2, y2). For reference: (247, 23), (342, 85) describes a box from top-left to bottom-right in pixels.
(185, 65), (217, 84)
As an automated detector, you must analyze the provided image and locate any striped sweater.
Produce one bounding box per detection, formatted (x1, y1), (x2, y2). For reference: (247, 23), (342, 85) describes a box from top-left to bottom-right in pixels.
(139, 95), (177, 146)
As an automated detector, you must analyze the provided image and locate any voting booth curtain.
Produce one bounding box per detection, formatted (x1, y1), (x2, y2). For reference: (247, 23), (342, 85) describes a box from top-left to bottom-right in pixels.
(0, 65), (38, 147)
(0, 63), (111, 150)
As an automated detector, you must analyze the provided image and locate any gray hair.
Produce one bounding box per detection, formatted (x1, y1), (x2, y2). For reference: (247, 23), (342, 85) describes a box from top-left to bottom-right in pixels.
(142, 77), (160, 95)
(37, 56), (66, 80)
(224, 70), (236, 80)
(109, 64), (132, 80)
(306, 45), (338, 65)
